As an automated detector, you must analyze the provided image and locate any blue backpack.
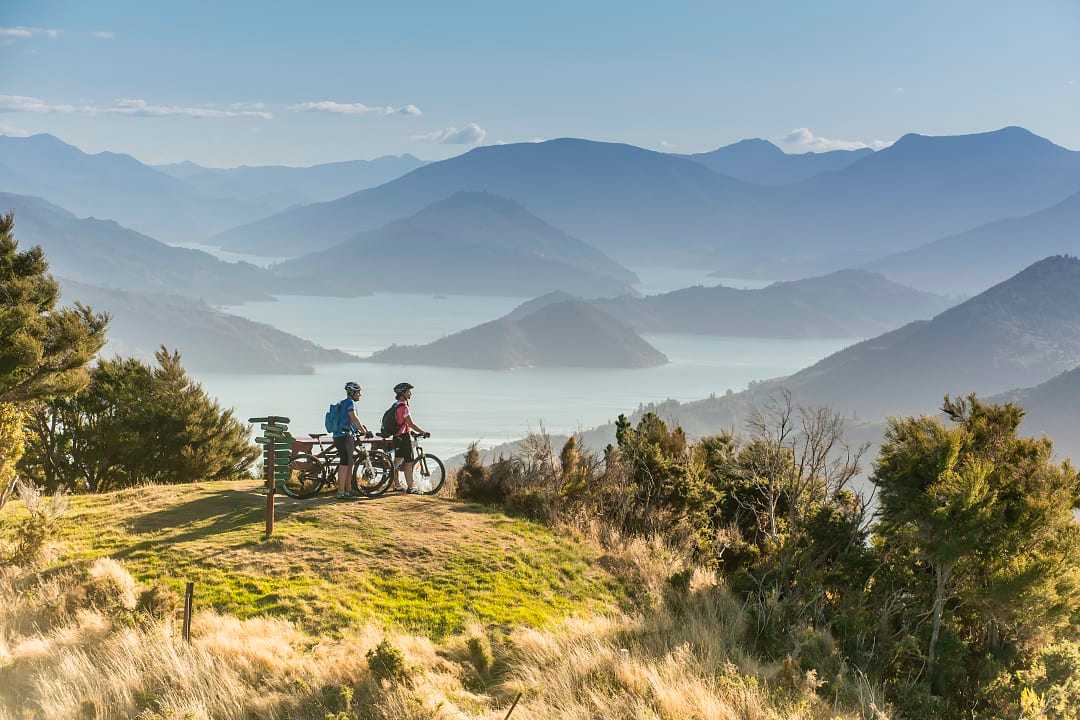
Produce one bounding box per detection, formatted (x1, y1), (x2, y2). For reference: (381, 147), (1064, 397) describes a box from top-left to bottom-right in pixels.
(324, 401), (348, 434)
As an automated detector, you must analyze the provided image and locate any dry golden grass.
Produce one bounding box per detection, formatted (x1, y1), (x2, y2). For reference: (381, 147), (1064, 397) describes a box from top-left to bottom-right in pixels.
(0, 537), (890, 719)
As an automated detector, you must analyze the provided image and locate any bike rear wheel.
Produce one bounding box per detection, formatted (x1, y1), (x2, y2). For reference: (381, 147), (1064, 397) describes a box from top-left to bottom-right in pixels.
(281, 452), (327, 498)
(352, 449), (395, 498)
(414, 452), (446, 496)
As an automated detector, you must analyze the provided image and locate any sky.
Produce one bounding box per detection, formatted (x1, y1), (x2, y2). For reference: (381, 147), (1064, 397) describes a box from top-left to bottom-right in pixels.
(1, 0), (1078, 167)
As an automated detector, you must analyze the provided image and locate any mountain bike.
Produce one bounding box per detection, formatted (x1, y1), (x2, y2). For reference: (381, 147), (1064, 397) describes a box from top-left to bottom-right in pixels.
(365, 432), (446, 497)
(282, 432), (394, 499)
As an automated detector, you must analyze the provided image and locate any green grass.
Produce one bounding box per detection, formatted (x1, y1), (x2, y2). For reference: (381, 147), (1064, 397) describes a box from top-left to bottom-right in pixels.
(1, 481), (629, 637)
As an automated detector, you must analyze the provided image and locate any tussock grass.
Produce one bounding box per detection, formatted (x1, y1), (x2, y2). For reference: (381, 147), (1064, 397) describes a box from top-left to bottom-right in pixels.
(0, 536), (888, 719)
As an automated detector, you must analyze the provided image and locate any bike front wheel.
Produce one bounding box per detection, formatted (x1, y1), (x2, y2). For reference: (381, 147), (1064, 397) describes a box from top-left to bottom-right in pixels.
(281, 452), (327, 499)
(352, 449), (395, 498)
(415, 453), (446, 496)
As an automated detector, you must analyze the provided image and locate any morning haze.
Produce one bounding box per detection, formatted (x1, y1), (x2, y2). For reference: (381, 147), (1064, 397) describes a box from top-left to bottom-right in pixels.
(1, 2), (1078, 719)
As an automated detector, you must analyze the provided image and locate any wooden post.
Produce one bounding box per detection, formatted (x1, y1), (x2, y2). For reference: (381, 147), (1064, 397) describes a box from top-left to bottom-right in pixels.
(264, 441), (275, 538)
(249, 417), (290, 540)
(182, 581), (194, 642)
(502, 693), (522, 719)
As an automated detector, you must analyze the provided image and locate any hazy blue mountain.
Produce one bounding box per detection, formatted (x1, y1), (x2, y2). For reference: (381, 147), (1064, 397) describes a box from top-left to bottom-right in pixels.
(157, 154), (426, 211)
(595, 269), (951, 338)
(990, 365), (1080, 461)
(214, 128), (1080, 277)
(61, 280), (356, 374)
(274, 191), (640, 297)
(732, 126), (1080, 276)
(571, 256), (1080, 451)
(1, 192), (280, 303)
(0, 133), (269, 243)
(211, 138), (764, 259)
(679, 138), (873, 186)
(865, 190), (1080, 294)
(153, 160), (210, 180)
(367, 295), (668, 369)
(504, 290), (578, 321)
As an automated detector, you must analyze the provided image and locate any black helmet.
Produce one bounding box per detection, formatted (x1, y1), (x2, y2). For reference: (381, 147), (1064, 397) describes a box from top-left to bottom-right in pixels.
(345, 381), (361, 393)
(393, 382), (414, 395)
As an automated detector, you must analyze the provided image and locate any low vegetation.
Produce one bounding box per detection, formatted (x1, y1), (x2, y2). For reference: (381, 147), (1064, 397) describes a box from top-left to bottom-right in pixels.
(20, 348), (257, 493)
(457, 393), (1080, 719)
(0, 481), (628, 639)
(1, 509), (888, 720)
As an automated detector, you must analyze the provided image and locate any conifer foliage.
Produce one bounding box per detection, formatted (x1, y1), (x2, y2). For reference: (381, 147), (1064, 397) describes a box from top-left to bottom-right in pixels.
(21, 347), (258, 493)
(0, 212), (106, 496)
(0, 212), (108, 404)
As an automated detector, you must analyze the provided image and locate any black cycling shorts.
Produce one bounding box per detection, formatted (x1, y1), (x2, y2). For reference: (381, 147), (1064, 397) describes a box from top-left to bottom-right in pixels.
(394, 434), (416, 462)
(334, 434), (355, 466)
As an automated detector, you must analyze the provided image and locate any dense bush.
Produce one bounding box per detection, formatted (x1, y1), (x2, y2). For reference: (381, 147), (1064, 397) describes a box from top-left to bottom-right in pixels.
(19, 347), (258, 492)
(0, 213), (107, 500)
(456, 392), (1080, 719)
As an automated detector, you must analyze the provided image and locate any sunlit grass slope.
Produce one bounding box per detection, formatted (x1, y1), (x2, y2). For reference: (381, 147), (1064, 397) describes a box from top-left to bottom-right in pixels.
(2, 480), (628, 637)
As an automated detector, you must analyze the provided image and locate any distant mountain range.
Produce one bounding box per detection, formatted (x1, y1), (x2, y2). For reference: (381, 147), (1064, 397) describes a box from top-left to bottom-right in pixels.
(211, 137), (762, 260)
(0, 133), (424, 245)
(865, 190), (1080, 294)
(273, 191), (640, 297)
(720, 126), (1080, 276)
(211, 127), (1080, 280)
(155, 154), (425, 210)
(569, 255), (1080, 449)
(595, 269), (951, 338)
(990, 365), (1080, 462)
(367, 292), (668, 369)
(678, 139), (873, 186)
(1, 192), (279, 304)
(0, 134), (268, 243)
(61, 280), (356, 374)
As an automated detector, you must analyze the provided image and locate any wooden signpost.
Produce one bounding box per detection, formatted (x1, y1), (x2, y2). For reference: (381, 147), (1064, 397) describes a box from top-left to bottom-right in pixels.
(249, 416), (292, 538)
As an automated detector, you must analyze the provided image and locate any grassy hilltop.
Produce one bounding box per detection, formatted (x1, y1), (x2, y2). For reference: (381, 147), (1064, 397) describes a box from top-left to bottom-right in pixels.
(0, 479), (877, 720)
(7, 480), (627, 638)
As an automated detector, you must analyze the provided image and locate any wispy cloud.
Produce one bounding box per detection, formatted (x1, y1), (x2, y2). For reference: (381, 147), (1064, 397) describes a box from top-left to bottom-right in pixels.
(91, 31), (115, 40)
(0, 95), (78, 114)
(781, 127), (890, 152)
(0, 94), (273, 119)
(658, 139), (676, 149)
(0, 26), (61, 39)
(104, 98), (273, 119)
(289, 100), (422, 116)
(0, 121), (30, 137)
(413, 123), (487, 145)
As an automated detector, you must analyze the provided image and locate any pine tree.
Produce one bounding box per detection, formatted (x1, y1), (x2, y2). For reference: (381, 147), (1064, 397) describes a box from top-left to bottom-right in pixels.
(0, 212), (107, 404)
(0, 213), (107, 491)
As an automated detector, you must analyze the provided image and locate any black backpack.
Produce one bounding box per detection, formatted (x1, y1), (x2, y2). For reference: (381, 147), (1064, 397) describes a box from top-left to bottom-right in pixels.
(380, 402), (401, 438)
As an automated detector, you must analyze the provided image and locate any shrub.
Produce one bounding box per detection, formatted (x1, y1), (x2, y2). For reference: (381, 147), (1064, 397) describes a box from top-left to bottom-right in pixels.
(366, 639), (409, 685)
(8, 478), (68, 566)
(136, 583), (181, 620)
(466, 633), (494, 677)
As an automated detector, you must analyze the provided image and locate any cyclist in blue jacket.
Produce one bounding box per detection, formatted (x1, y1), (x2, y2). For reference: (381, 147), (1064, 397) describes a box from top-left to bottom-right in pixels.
(334, 381), (369, 499)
